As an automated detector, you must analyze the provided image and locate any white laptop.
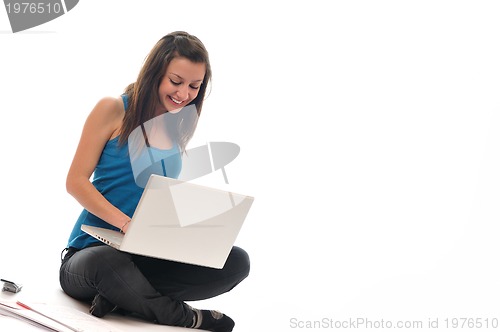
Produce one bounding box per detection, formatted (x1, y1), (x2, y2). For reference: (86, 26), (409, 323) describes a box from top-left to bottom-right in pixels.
(81, 174), (254, 269)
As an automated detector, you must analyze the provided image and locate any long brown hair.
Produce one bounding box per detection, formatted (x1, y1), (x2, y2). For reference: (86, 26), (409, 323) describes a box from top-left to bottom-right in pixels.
(119, 31), (212, 152)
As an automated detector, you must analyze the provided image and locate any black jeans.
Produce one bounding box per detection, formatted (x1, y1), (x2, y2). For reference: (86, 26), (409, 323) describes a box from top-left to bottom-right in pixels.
(59, 244), (250, 327)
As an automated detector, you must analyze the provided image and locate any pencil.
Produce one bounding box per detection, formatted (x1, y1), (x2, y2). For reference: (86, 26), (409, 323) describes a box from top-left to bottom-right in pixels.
(16, 301), (82, 332)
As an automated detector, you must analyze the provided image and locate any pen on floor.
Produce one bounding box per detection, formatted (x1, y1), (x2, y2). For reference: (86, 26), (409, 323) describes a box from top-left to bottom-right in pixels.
(16, 301), (82, 332)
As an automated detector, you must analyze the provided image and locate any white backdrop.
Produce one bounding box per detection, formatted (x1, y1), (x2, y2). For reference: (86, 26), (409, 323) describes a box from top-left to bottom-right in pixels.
(1, 1), (500, 331)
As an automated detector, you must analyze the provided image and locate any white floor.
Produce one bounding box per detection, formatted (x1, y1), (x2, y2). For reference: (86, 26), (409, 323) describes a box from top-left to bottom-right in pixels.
(0, 276), (196, 331)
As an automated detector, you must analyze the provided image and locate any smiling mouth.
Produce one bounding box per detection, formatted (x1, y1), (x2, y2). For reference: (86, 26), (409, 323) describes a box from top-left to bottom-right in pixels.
(169, 96), (184, 105)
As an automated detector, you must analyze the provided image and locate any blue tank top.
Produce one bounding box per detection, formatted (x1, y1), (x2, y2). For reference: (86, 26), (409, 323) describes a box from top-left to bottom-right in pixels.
(66, 95), (182, 249)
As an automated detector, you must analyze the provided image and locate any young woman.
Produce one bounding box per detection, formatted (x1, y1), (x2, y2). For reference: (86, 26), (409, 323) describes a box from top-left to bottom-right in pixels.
(59, 31), (249, 332)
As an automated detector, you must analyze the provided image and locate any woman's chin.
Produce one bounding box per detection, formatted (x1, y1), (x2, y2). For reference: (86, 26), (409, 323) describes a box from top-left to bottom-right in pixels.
(167, 107), (183, 114)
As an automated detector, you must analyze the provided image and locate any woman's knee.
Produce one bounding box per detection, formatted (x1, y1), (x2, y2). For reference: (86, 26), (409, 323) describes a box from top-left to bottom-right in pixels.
(227, 246), (250, 279)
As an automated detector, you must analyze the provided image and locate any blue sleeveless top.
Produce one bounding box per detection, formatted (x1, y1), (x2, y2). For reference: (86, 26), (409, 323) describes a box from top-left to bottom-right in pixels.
(66, 95), (182, 249)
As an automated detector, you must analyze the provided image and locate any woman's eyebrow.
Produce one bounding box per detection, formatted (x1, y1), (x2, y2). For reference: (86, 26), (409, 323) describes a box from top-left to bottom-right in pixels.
(169, 73), (203, 83)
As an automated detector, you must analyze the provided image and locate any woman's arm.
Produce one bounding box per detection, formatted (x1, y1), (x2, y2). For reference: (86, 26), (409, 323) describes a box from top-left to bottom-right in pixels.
(66, 97), (131, 232)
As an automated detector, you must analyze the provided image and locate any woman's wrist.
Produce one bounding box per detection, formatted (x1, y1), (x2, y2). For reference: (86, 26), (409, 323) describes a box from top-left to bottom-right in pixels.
(120, 219), (131, 233)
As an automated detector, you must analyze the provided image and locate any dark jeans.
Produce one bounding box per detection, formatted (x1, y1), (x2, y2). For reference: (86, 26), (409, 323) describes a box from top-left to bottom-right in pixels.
(59, 244), (250, 327)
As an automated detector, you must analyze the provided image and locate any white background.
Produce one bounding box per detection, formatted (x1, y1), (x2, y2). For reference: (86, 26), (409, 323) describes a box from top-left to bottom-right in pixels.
(1, 1), (500, 331)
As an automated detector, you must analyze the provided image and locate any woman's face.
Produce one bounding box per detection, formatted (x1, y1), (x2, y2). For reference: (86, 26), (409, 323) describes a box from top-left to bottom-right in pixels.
(156, 57), (206, 114)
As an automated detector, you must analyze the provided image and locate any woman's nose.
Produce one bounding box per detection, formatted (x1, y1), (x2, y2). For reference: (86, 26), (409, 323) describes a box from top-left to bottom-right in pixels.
(176, 85), (189, 101)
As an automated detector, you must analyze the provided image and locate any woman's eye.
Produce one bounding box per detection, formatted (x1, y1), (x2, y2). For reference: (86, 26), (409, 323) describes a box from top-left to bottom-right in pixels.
(170, 79), (181, 85)
(189, 85), (200, 90)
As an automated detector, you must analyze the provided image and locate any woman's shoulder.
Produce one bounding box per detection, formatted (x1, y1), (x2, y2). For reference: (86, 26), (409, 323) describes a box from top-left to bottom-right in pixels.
(93, 96), (125, 114)
(86, 96), (126, 138)
(89, 96), (125, 121)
